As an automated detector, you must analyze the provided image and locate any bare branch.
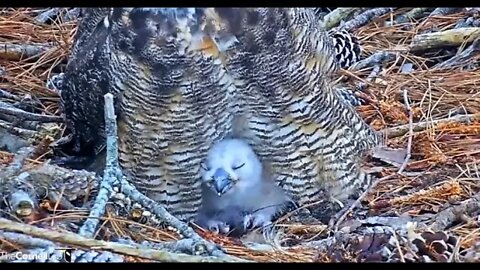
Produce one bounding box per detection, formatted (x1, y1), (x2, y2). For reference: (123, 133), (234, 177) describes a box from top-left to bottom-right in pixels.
(0, 218), (249, 262)
(319, 8), (358, 30)
(0, 101), (63, 123)
(409, 27), (480, 52)
(382, 113), (480, 138)
(434, 38), (480, 69)
(341, 8), (393, 31)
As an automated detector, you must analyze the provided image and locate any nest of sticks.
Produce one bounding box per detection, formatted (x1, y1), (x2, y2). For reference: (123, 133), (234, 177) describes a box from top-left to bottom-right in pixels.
(0, 8), (480, 262)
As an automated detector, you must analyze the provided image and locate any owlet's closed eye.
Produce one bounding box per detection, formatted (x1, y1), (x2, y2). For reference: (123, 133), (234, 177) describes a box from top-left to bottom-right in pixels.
(232, 163), (245, 170)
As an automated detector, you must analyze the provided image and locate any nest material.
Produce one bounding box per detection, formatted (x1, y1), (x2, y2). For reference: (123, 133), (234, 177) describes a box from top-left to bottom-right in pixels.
(0, 8), (480, 262)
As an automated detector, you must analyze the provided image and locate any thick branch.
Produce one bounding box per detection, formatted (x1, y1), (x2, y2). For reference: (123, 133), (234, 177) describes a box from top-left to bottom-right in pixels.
(0, 218), (248, 262)
(386, 8), (433, 26)
(342, 8), (393, 31)
(0, 230), (55, 248)
(429, 8), (463, 17)
(430, 193), (480, 231)
(78, 93), (119, 237)
(319, 8), (358, 30)
(0, 42), (53, 61)
(434, 38), (480, 69)
(409, 27), (480, 52)
(0, 101), (63, 123)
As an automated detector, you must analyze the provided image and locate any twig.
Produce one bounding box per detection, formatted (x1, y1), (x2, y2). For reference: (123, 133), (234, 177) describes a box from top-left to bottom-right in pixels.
(382, 113), (479, 138)
(319, 8), (358, 30)
(0, 42), (53, 61)
(341, 8), (393, 31)
(78, 93), (119, 238)
(397, 89), (413, 175)
(62, 8), (80, 23)
(350, 51), (397, 71)
(120, 179), (227, 256)
(0, 113), (39, 131)
(0, 89), (22, 101)
(392, 230), (405, 263)
(448, 235), (462, 262)
(34, 8), (60, 24)
(0, 101), (63, 123)
(454, 17), (480, 29)
(434, 37), (480, 69)
(331, 174), (396, 230)
(386, 8), (433, 26)
(409, 27), (480, 52)
(0, 218), (249, 262)
(0, 120), (37, 141)
(355, 65), (381, 92)
(429, 8), (463, 17)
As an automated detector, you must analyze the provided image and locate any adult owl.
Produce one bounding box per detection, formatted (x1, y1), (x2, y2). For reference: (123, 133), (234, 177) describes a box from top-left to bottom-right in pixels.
(60, 8), (381, 222)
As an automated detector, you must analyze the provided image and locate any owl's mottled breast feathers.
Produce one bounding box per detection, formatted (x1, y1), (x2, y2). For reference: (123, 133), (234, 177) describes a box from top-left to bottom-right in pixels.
(61, 8), (381, 221)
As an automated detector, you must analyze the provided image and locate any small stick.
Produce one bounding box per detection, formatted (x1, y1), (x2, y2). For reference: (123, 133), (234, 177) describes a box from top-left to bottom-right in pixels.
(0, 89), (22, 101)
(331, 174), (396, 230)
(350, 51), (397, 71)
(392, 230), (405, 263)
(397, 88), (413, 175)
(382, 113), (479, 138)
(0, 120), (36, 140)
(355, 65), (381, 92)
(34, 8), (60, 24)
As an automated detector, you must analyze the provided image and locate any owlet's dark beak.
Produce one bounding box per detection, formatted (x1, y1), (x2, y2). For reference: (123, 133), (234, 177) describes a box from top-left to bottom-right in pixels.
(212, 168), (232, 196)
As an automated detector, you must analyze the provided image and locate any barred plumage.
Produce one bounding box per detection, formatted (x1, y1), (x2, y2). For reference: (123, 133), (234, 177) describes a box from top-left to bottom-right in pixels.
(60, 8), (381, 222)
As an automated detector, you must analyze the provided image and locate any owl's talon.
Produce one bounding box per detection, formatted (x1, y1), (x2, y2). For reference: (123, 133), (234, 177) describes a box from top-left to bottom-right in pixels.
(206, 220), (230, 234)
(243, 212), (273, 231)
